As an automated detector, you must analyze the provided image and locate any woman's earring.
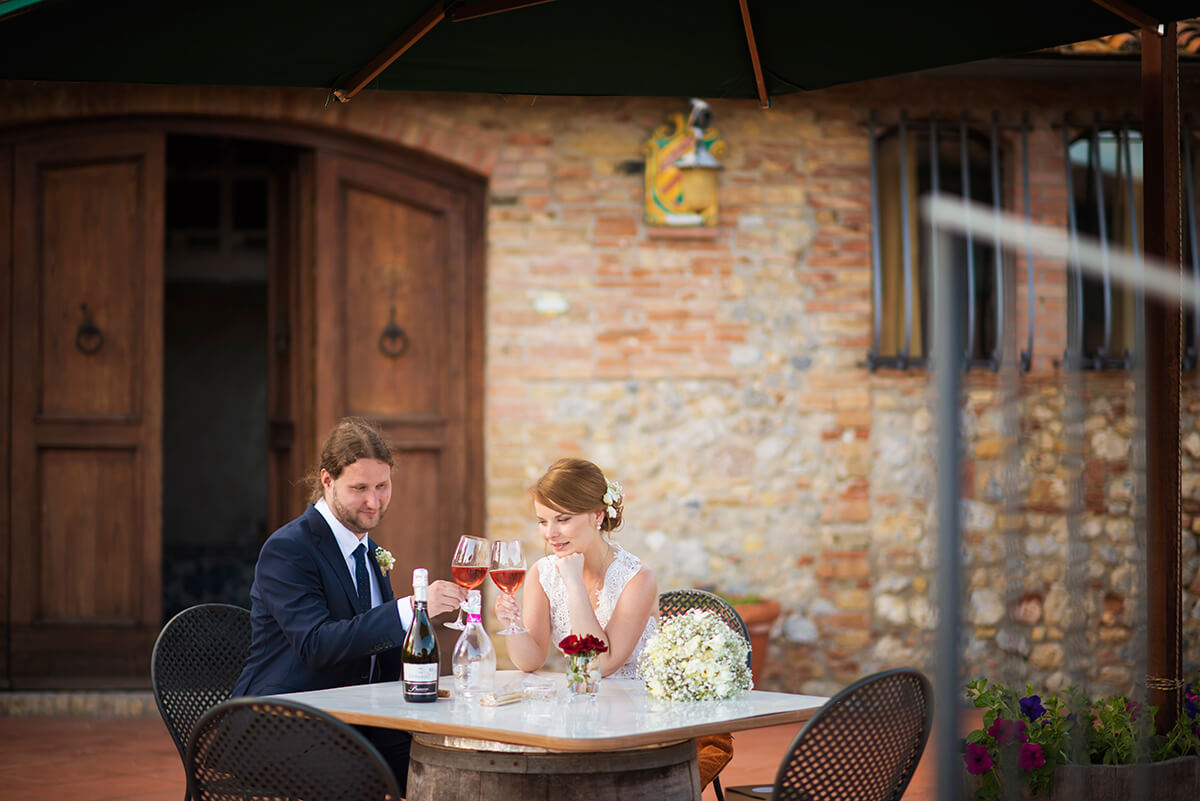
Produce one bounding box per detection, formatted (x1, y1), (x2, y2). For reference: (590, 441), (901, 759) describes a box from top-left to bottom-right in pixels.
(596, 518), (602, 530)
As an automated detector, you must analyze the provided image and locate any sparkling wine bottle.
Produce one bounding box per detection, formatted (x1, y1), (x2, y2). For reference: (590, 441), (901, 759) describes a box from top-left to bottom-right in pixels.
(401, 568), (440, 702)
(451, 590), (495, 702)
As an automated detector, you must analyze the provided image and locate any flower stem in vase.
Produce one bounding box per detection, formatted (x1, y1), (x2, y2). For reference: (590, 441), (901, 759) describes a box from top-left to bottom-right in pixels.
(566, 654), (601, 697)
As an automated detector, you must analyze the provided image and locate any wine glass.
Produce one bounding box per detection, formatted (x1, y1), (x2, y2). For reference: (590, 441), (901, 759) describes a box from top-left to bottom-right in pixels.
(489, 539), (528, 635)
(446, 535), (490, 630)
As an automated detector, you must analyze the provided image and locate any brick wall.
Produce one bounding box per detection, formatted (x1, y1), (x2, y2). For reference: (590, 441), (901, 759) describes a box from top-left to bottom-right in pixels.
(4, 73), (1197, 697)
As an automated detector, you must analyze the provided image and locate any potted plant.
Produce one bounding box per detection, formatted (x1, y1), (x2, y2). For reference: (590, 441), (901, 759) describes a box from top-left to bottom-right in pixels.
(962, 671), (1200, 801)
(715, 591), (781, 687)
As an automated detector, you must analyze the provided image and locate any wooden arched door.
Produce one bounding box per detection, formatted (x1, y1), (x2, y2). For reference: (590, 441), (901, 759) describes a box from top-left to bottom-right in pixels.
(1, 120), (485, 687)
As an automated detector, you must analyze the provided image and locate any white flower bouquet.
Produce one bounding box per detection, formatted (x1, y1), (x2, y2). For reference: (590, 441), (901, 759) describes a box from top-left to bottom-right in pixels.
(637, 609), (753, 701)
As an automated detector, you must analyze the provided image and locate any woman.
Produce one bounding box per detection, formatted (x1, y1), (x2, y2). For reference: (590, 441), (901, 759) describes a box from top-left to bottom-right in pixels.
(495, 457), (734, 789)
(494, 457), (657, 677)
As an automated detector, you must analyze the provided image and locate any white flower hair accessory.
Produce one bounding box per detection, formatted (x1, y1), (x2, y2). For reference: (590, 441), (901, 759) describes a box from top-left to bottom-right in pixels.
(374, 546), (395, 575)
(602, 478), (623, 518)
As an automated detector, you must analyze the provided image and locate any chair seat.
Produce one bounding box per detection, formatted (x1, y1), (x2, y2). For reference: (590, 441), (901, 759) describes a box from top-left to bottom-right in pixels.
(724, 784), (775, 799)
(726, 668), (932, 801)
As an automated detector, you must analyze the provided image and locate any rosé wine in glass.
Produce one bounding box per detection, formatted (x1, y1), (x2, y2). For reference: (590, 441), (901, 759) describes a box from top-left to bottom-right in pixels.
(446, 535), (489, 630)
(490, 540), (528, 635)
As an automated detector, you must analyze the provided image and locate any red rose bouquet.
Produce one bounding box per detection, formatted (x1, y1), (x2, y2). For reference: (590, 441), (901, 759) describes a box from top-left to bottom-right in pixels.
(558, 634), (608, 696)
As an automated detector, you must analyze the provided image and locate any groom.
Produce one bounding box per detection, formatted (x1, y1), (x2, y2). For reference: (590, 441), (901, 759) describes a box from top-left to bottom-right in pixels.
(233, 416), (465, 791)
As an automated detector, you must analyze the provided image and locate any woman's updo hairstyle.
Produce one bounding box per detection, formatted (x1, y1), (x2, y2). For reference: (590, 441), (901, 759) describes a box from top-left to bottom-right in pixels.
(533, 457), (624, 534)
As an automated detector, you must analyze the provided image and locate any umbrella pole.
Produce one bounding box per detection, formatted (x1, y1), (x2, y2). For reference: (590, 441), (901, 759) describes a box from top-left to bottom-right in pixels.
(1141, 20), (1182, 735)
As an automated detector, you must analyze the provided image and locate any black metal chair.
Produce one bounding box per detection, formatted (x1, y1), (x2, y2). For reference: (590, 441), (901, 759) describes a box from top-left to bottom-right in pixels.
(658, 588), (752, 671)
(725, 667), (934, 801)
(186, 697), (402, 801)
(151, 602), (251, 800)
(658, 589), (752, 801)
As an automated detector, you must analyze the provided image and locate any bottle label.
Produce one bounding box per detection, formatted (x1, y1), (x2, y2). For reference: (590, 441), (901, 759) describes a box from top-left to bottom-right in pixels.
(404, 663), (439, 683)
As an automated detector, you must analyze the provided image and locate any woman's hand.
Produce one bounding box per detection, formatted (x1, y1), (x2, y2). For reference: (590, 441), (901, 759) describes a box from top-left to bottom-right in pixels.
(494, 589), (523, 627)
(554, 552), (586, 588)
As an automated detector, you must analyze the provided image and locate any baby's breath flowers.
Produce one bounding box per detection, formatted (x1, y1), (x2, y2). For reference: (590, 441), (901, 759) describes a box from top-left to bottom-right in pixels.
(637, 609), (752, 701)
(374, 546), (395, 575)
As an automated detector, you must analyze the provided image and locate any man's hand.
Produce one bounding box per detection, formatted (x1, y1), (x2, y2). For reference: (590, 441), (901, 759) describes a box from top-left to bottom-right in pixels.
(426, 579), (468, 617)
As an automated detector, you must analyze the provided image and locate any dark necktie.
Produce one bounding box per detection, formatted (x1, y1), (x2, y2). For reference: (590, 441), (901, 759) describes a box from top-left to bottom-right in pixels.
(353, 543), (371, 613)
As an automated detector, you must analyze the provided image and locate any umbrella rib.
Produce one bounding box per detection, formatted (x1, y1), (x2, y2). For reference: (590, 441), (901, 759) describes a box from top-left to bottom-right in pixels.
(334, 0), (452, 102)
(446, 0), (556, 22)
(737, 0), (770, 108)
(1090, 0), (1160, 30)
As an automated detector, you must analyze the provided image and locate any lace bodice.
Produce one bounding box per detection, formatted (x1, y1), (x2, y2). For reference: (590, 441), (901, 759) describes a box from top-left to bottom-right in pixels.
(536, 546), (657, 679)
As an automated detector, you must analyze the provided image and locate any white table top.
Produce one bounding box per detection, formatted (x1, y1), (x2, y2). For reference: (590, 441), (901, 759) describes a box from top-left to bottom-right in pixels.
(270, 671), (828, 752)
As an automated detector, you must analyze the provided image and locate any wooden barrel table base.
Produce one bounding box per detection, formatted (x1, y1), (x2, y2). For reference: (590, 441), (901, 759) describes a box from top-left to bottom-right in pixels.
(407, 734), (702, 801)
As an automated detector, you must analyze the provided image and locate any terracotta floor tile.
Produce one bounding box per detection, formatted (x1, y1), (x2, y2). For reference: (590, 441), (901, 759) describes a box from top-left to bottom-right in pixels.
(0, 711), (950, 801)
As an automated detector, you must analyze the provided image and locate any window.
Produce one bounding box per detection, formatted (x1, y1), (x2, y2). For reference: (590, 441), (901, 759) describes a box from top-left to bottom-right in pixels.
(1064, 125), (1142, 370)
(868, 112), (1011, 370)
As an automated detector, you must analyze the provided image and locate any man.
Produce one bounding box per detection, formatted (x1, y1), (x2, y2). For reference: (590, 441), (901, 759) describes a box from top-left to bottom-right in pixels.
(234, 417), (465, 792)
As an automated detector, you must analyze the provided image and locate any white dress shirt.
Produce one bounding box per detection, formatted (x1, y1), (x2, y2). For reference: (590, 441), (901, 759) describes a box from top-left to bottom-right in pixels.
(315, 498), (413, 632)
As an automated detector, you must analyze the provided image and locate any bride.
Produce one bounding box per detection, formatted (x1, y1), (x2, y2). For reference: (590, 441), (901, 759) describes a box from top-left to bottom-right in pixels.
(494, 458), (657, 677)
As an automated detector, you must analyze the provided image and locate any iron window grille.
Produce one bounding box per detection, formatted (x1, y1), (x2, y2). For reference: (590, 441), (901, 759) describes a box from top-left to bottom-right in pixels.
(867, 110), (1029, 372)
(1062, 116), (1200, 371)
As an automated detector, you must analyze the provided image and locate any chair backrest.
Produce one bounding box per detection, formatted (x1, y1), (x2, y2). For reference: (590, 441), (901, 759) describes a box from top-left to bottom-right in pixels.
(658, 588), (752, 670)
(186, 697), (402, 801)
(772, 667), (933, 801)
(151, 603), (252, 766)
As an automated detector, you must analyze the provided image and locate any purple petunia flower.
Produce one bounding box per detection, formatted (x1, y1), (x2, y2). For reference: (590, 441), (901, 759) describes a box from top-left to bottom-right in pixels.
(1125, 701), (1142, 722)
(1018, 743), (1046, 771)
(964, 742), (995, 776)
(1020, 695), (1046, 721)
(987, 717), (1029, 744)
(1184, 692), (1199, 720)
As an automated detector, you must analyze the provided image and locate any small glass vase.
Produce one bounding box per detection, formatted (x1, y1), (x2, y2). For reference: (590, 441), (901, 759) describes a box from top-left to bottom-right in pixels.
(566, 654), (601, 697)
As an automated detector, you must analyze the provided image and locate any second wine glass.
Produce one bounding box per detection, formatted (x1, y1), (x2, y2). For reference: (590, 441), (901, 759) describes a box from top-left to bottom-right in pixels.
(446, 535), (490, 630)
(489, 539), (527, 635)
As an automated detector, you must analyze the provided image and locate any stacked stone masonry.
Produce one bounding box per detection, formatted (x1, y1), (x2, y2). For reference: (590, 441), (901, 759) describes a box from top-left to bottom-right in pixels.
(3, 71), (1198, 699)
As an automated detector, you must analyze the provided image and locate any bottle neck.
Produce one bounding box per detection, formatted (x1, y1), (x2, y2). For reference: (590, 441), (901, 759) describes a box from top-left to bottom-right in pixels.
(467, 612), (482, 625)
(413, 585), (428, 605)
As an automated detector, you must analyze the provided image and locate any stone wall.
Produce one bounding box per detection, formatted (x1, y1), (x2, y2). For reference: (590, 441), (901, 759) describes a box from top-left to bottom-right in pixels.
(3, 73), (1198, 698)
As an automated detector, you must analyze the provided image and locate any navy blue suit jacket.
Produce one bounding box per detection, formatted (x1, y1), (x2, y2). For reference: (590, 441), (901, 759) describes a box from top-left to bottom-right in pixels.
(233, 505), (408, 696)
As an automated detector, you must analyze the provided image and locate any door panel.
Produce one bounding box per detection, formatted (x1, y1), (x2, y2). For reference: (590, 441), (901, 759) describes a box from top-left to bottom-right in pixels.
(10, 133), (163, 687)
(342, 187), (447, 415)
(0, 146), (11, 688)
(39, 161), (142, 418)
(313, 151), (482, 641)
(41, 448), (140, 620)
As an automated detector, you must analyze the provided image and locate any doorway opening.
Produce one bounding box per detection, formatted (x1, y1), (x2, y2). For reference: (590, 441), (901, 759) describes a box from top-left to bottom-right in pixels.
(161, 134), (293, 622)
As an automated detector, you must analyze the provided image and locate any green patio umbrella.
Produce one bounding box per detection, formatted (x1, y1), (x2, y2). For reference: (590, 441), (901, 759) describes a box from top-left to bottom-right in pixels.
(0, 0), (1196, 105)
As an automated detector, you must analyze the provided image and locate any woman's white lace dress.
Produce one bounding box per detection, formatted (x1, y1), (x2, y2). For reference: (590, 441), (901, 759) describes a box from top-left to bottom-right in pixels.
(536, 545), (657, 678)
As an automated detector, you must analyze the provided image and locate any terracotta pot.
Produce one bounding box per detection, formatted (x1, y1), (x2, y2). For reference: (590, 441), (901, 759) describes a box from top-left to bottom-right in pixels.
(733, 599), (781, 687)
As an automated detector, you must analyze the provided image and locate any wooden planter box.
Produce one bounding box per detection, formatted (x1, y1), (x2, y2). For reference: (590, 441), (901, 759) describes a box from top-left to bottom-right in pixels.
(966, 756), (1199, 801)
(1050, 756), (1199, 801)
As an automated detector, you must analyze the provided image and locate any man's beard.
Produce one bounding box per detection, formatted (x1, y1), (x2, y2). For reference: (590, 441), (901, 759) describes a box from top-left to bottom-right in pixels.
(331, 493), (386, 534)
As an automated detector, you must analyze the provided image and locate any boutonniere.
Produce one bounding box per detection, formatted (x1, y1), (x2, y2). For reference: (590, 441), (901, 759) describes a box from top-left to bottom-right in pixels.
(374, 546), (395, 576)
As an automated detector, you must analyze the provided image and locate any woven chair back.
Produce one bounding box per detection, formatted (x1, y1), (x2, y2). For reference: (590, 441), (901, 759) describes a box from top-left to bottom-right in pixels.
(186, 698), (402, 801)
(151, 603), (252, 773)
(658, 588), (752, 670)
(773, 668), (933, 801)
